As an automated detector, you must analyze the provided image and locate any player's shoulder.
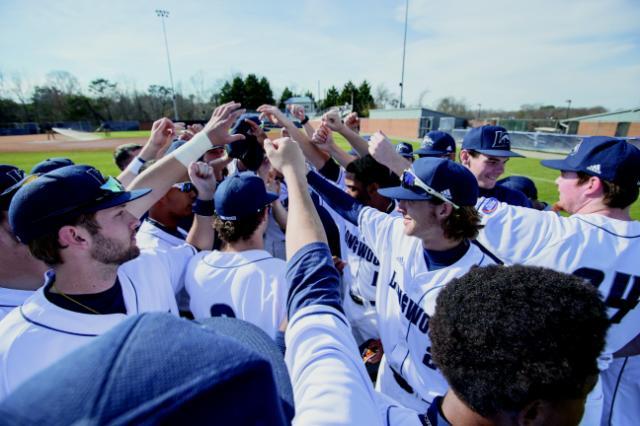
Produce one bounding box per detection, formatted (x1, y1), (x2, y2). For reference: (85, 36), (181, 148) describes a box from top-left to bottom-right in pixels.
(570, 214), (640, 238)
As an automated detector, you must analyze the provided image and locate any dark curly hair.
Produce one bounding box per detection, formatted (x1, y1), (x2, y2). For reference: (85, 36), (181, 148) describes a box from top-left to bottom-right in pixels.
(213, 209), (266, 243)
(429, 264), (609, 418)
(345, 154), (399, 189)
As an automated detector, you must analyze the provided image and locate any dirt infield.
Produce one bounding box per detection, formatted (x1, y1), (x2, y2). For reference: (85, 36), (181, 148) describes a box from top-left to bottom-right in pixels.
(0, 134), (148, 153)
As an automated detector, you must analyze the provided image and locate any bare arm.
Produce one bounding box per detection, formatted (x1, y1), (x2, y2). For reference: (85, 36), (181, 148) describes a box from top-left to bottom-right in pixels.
(125, 102), (246, 219)
(323, 109), (369, 157)
(185, 161), (216, 251)
(117, 118), (175, 187)
(368, 131), (411, 176)
(258, 105), (330, 170)
(264, 137), (326, 258)
(312, 124), (356, 170)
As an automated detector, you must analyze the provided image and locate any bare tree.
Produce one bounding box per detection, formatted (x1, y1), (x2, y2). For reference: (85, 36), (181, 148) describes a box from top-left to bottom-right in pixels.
(46, 70), (80, 95)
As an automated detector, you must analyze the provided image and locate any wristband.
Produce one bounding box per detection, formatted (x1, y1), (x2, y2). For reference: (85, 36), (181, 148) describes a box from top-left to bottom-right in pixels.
(172, 132), (212, 168)
(127, 156), (146, 175)
(192, 198), (215, 216)
(300, 116), (309, 125)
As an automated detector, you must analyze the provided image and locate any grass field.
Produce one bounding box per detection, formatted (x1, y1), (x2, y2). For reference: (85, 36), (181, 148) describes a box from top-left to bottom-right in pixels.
(1, 131), (638, 219)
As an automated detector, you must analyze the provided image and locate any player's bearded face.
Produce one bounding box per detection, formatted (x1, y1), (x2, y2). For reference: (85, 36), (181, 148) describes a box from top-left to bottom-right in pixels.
(90, 230), (140, 265)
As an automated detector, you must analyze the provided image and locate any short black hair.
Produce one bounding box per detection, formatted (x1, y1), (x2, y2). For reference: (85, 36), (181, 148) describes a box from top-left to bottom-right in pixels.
(345, 154), (399, 189)
(430, 264), (609, 418)
(113, 143), (143, 171)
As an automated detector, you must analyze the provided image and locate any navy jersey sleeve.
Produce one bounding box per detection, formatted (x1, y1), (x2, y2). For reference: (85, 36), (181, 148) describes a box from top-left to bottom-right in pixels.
(318, 158), (342, 183)
(286, 242), (344, 319)
(307, 170), (363, 226)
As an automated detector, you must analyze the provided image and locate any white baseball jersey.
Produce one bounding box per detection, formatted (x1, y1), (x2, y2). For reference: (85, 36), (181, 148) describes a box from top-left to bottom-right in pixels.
(313, 173), (391, 344)
(0, 288), (33, 322)
(286, 303), (424, 425)
(186, 249), (287, 340)
(358, 206), (496, 411)
(477, 197), (640, 426)
(0, 249), (182, 400)
(136, 219), (195, 311)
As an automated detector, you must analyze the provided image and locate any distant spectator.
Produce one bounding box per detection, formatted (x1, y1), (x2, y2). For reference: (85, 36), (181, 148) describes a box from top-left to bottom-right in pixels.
(415, 131), (457, 161)
(30, 158), (74, 175)
(113, 143), (143, 171)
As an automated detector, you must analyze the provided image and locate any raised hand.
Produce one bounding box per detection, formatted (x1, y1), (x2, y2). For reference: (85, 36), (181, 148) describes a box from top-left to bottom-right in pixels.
(321, 108), (344, 132)
(264, 137), (306, 176)
(344, 112), (360, 133)
(257, 104), (288, 127)
(289, 104), (306, 121)
(243, 118), (268, 144)
(188, 161), (216, 200)
(203, 101), (246, 146)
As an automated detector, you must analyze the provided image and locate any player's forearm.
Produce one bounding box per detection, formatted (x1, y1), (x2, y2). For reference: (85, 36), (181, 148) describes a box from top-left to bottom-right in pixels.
(271, 199), (288, 231)
(186, 214), (215, 251)
(328, 143), (357, 170)
(307, 171), (362, 226)
(127, 133), (211, 219)
(302, 122), (315, 139)
(282, 167), (327, 259)
(339, 126), (369, 157)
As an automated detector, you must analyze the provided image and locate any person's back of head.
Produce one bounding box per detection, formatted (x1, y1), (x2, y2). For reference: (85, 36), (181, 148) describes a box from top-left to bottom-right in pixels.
(113, 143), (143, 171)
(429, 264), (609, 425)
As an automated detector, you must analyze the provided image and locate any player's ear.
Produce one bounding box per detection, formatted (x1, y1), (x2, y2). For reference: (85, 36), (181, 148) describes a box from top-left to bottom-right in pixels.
(517, 399), (550, 425)
(367, 182), (379, 196)
(58, 225), (89, 248)
(459, 150), (470, 166)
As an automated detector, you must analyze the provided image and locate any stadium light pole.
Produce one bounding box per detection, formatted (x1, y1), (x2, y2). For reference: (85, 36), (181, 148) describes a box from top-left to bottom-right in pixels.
(155, 9), (179, 121)
(399, 0), (409, 109)
(565, 99), (572, 119)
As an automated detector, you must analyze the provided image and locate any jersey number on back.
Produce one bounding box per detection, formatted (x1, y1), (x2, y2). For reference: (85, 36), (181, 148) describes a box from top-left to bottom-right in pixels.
(210, 303), (236, 318)
(573, 268), (640, 324)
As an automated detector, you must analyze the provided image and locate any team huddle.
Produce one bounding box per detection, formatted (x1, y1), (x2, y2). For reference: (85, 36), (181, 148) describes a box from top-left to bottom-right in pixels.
(0, 101), (638, 425)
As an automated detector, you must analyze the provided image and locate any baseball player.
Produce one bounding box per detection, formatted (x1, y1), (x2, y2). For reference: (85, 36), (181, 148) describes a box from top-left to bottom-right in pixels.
(459, 125), (531, 207)
(306, 155), (497, 411)
(395, 142), (414, 162)
(0, 102), (246, 399)
(414, 131), (456, 161)
(428, 264), (609, 425)
(475, 136), (640, 426)
(185, 172), (288, 340)
(0, 165), (47, 321)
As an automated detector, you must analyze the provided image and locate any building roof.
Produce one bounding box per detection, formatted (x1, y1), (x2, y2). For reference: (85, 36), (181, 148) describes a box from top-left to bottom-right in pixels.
(565, 107), (640, 123)
(368, 108), (465, 119)
(284, 96), (314, 104)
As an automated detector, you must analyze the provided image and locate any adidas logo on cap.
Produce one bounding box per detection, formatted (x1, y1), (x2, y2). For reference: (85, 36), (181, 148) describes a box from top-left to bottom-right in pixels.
(586, 164), (601, 175)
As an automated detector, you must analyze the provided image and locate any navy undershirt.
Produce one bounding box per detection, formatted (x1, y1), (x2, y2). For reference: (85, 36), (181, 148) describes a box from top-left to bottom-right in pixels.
(423, 240), (470, 271)
(145, 218), (186, 240)
(479, 185), (531, 208)
(307, 170), (363, 226)
(45, 278), (127, 315)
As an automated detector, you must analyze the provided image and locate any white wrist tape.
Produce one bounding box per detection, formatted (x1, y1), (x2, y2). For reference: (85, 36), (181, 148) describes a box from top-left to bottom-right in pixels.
(127, 156), (146, 175)
(172, 131), (213, 167)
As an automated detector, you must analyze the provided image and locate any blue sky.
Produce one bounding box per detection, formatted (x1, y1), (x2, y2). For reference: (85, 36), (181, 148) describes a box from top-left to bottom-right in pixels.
(1, 0), (639, 111)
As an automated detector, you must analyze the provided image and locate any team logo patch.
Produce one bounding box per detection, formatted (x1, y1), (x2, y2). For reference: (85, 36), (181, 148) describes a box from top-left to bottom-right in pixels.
(85, 168), (105, 184)
(492, 131), (511, 149)
(586, 164), (601, 174)
(569, 141), (582, 156)
(422, 136), (434, 149)
(480, 197), (499, 214)
(5, 169), (22, 184)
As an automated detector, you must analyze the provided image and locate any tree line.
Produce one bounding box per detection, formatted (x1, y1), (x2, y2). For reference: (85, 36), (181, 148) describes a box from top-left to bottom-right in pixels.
(0, 70), (608, 126)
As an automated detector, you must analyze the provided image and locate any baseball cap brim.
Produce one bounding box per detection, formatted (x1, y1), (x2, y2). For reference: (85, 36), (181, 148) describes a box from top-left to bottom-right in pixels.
(415, 148), (448, 156)
(474, 149), (524, 158)
(378, 185), (434, 201)
(540, 158), (579, 172)
(399, 154), (414, 159)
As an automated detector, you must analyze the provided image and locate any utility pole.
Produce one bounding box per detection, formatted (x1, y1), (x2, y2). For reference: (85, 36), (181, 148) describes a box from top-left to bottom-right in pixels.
(565, 99), (572, 119)
(155, 9), (179, 121)
(399, 0), (409, 108)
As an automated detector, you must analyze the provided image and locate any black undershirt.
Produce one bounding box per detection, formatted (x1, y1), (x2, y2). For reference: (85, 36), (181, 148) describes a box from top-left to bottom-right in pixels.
(145, 218), (186, 240)
(45, 278), (127, 315)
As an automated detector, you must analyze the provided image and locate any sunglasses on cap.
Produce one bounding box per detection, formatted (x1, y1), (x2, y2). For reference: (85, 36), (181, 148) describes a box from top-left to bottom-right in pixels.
(172, 182), (198, 194)
(401, 169), (460, 209)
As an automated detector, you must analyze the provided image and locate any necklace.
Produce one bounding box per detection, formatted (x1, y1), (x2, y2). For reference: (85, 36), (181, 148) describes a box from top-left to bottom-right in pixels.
(51, 282), (101, 315)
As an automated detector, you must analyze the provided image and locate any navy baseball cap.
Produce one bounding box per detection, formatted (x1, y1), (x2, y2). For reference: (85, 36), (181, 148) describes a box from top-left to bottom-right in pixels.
(30, 157), (74, 174)
(0, 165), (26, 210)
(0, 313), (293, 425)
(462, 125), (524, 158)
(541, 136), (640, 186)
(378, 157), (478, 207)
(395, 142), (414, 159)
(214, 172), (277, 220)
(9, 165), (151, 244)
(415, 131), (456, 157)
(497, 175), (538, 200)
